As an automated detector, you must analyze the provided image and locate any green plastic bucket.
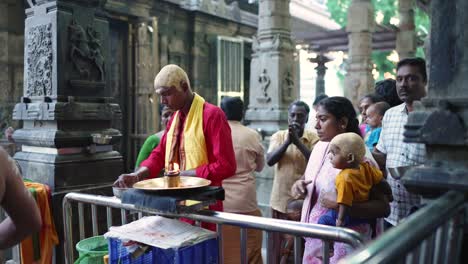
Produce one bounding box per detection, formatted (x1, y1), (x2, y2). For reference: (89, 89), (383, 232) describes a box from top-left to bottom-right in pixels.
(75, 236), (108, 264)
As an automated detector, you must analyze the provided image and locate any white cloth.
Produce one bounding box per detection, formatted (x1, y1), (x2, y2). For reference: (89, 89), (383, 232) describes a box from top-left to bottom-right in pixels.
(104, 216), (216, 249)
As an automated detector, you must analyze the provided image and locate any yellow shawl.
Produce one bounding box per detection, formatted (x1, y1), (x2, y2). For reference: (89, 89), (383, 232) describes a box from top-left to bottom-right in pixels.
(165, 93), (209, 171)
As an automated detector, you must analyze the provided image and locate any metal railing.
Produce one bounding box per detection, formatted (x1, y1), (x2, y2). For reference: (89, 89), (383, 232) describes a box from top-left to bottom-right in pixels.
(342, 190), (466, 264)
(62, 192), (366, 264)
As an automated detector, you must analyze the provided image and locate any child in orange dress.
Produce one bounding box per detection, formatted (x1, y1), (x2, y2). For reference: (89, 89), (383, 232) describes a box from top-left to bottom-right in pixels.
(318, 132), (383, 228)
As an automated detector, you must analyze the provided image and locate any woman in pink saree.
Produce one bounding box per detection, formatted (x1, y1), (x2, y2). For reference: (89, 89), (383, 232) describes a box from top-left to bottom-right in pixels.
(292, 97), (392, 263)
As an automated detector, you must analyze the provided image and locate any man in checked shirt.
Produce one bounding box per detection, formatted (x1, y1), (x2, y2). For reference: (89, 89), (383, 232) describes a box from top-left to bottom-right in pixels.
(372, 57), (427, 229)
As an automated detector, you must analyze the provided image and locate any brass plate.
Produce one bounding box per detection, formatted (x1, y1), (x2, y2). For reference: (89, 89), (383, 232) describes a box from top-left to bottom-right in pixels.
(133, 176), (211, 191)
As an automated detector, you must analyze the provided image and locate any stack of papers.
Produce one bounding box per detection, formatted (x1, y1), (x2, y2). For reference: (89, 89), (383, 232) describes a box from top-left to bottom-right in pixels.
(104, 216), (216, 249)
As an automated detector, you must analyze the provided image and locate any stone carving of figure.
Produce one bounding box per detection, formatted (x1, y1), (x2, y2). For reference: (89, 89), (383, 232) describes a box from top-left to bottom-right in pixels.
(69, 20), (91, 79)
(68, 19), (106, 82)
(259, 69), (271, 98)
(256, 69), (271, 103)
(283, 71), (294, 102)
(252, 35), (259, 52)
(87, 27), (105, 81)
(272, 34), (280, 50)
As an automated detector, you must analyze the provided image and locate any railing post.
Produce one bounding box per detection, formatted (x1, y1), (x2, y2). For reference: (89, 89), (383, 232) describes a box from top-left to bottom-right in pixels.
(265, 231), (272, 264)
(217, 223), (224, 264)
(322, 240), (330, 264)
(294, 236), (302, 264)
(106, 207), (113, 229)
(91, 204), (98, 236)
(62, 196), (74, 264)
(78, 203), (85, 240)
(240, 228), (247, 264)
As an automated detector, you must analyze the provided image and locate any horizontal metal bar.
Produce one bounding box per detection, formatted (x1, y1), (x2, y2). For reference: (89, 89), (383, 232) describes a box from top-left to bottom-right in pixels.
(63, 193), (365, 247)
(343, 190), (465, 264)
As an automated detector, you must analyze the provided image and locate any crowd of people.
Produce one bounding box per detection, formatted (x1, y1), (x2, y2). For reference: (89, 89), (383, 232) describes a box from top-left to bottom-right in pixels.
(114, 57), (428, 263)
(0, 57), (427, 263)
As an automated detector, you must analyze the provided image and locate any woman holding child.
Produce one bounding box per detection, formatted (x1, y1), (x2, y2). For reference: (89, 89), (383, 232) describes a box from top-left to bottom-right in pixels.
(291, 96), (392, 263)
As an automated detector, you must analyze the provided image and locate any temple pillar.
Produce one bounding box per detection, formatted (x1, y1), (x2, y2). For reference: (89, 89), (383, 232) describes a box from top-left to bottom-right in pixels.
(344, 0), (375, 106)
(0, 0), (24, 141)
(309, 54), (332, 96)
(245, 0), (297, 135)
(396, 0), (417, 59)
(127, 17), (159, 169)
(13, 1), (124, 260)
(13, 0), (123, 190)
(402, 0), (468, 196)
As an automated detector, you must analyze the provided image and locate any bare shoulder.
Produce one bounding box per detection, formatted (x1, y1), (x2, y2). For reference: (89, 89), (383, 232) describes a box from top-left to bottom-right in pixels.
(0, 148), (8, 201)
(0, 147), (8, 162)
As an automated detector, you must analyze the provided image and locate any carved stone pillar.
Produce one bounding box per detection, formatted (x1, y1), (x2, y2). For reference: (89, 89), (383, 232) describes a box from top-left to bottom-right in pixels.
(344, 0), (375, 106)
(0, 0), (24, 138)
(13, 0), (123, 190)
(12, 1), (124, 260)
(128, 18), (159, 169)
(402, 0), (468, 196)
(309, 54), (332, 96)
(245, 0), (297, 135)
(396, 0), (417, 59)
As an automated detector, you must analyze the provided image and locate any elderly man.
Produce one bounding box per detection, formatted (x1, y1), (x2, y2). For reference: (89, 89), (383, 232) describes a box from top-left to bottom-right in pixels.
(0, 148), (41, 249)
(267, 100), (319, 263)
(373, 57), (427, 229)
(114, 64), (236, 215)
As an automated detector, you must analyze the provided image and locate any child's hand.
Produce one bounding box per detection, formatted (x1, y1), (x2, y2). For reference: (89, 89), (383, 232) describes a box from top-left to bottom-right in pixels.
(336, 219), (344, 227)
(320, 191), (338, 209)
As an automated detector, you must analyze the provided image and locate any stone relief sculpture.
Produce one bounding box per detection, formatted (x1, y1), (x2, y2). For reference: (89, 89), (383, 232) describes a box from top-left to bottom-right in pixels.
(272, 34), (280, 50)
(257, 69), (271, 103)
(252, 35), (259, 52)
(87, 27), (105, 81)
(26, 24), (53, 97)
(282, 71), (294, 102)
(68, 19), (105, 84)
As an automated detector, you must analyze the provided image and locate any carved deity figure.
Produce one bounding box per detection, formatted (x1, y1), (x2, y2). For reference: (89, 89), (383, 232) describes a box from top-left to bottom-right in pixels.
(283, 71), (294, 102)
(69, 20), (91, 78)
(68, 19), (105, 82)
(259, 69), (271, 98)
(87, 28), (105, 81)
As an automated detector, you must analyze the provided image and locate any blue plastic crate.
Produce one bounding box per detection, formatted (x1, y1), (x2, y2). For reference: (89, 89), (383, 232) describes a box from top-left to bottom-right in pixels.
(108, 237), (219, 264)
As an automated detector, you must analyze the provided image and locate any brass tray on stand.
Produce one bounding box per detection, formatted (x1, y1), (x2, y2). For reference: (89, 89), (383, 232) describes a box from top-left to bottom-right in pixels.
(132, 176), (211, 191)
(125, 177), (218, 213)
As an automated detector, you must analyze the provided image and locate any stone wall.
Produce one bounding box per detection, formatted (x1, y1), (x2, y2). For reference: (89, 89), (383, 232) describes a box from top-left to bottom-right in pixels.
(154, 2), (256, 105)
(0, 1), (24, 138)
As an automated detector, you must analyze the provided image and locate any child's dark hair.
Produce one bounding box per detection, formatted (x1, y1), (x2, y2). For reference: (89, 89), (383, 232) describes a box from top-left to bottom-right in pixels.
(360, 93), (384, 104)
(375, 79), (402, 107)
(318, 96), (361, 137)
(372, 101), (391, 116)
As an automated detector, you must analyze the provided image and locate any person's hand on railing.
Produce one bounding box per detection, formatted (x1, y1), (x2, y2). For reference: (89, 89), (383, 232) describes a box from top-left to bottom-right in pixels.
(291, 179), (312, 199)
